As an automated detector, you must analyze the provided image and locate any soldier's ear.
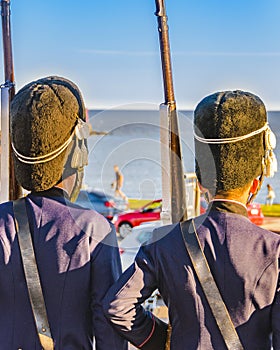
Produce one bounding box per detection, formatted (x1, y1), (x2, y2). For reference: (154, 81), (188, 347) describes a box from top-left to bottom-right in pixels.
(198, 182), (212, 203)
(198, 181), (207, 193)
(249, 178), (260, 194)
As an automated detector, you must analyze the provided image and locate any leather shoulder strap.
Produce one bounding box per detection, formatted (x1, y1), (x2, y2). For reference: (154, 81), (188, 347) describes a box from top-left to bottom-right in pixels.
(13, 198), (54, 350)
(180, 220), (244, 350)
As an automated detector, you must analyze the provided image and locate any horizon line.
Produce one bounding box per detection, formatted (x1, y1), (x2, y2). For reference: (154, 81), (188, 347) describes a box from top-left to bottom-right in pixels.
(87, 105), (280, 112)
(81, 49), (280, 57)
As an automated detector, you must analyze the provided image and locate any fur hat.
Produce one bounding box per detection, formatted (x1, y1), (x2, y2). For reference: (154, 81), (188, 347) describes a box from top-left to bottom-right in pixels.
(10, 76), (88, 192)
(194, 90), (270, 195)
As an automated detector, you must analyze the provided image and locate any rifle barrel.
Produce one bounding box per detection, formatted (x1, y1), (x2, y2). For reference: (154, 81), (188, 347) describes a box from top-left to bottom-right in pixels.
(155, 0), (175, 108)
(1, 0), (21, 200)
(155, 0), (187, 223)
(1, 0), (14, 95)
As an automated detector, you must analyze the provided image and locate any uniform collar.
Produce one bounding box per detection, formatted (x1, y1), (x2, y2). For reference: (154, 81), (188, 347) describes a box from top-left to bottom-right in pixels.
(30, 187), (70, 200)
(208, 199), (248, 217)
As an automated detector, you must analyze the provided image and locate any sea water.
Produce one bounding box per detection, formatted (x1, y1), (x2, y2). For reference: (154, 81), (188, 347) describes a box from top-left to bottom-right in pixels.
(85, 109), (280, 204)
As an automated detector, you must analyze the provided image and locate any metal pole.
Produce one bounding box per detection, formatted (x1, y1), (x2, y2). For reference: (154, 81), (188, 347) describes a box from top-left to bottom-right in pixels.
(155, 0), (187, 223)
(1, 0), (21, 200)
(0, 84), (10, 202)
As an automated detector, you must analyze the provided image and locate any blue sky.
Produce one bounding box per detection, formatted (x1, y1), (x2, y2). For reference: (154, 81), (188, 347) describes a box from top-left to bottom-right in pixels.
(2, 0), (280, 110)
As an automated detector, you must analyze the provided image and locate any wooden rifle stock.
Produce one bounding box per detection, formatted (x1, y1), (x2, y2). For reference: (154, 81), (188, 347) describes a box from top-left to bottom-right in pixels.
(155, 0), (187, 223)
(1, 0), (21, 200)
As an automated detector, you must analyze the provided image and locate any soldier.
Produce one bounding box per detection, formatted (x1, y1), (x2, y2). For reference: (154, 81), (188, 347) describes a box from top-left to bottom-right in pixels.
(0, 76), (127, 349)
(103, 90), (280, 349)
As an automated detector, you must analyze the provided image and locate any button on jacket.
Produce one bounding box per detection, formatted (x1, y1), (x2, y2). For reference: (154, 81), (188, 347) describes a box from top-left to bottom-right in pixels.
(103, 200), (280, 349)
(0, 188), (127, 350)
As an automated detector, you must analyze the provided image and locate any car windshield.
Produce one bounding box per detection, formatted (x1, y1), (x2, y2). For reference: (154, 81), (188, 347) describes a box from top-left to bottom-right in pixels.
(142, 201), (162, 212)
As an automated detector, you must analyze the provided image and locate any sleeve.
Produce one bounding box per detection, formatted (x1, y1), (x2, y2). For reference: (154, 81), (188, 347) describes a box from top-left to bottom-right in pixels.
(272, 260), (280, 349)
(102, 244), (168, 349)
(91, 224), (128, 350)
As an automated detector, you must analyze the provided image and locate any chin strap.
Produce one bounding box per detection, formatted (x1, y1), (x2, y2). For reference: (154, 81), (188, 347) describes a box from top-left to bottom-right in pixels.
(68, 119), (89, 202)
(12, 118), (89, 167)
(195, 123), (277, 185)
(69, 168), (84, 202)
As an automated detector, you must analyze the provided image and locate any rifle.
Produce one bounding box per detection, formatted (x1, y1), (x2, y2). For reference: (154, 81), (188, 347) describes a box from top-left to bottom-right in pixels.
(155, 0), (187, 223)
(1, 0), (21, 201)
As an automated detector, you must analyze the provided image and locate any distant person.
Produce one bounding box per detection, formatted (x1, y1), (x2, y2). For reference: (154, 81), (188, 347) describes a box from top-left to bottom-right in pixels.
(266, 184), (276, 205)
(103, 90), (280, 349)
(112, 165), (128, 202)
(2, 76), (127, 349)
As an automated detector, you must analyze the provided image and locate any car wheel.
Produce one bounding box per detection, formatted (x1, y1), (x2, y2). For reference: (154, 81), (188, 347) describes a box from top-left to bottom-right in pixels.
(118, 222), (133, 239)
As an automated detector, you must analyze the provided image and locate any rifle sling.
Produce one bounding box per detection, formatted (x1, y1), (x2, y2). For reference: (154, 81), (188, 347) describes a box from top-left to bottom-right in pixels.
(180, 220), (244, 350)
(13, 198), (54, 350)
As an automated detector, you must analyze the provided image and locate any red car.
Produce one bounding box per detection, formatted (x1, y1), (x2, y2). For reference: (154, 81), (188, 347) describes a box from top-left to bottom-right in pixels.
(247, 202), (264, 225)
(113, 199), (204, 238)
(198, 200), (264, 225)
(113, 199), (162, 238)
(113, 199), (264, 238)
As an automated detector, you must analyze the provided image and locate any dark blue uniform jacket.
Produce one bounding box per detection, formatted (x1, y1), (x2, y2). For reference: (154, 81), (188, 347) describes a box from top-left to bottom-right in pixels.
(0, 188), (127, 350)
(103, 200), (280, 349)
